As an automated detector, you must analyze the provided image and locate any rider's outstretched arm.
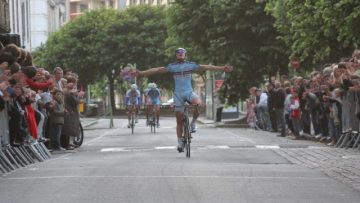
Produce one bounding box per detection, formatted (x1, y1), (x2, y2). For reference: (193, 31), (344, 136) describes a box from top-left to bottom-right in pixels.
(136, 67), (167, 77)
(198, 65), (233, 72)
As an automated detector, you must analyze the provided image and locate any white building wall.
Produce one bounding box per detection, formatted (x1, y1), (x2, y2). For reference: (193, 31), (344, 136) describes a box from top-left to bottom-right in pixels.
(30, 0), (66, 51)
(30, 0), (48, 51)
(9, 0), (31, 49)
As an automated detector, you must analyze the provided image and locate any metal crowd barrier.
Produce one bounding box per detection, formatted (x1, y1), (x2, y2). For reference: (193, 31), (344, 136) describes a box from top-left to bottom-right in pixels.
(0, 105), (52, 174)
(0, 143), (52, 174)
(336, 91), (360, 150)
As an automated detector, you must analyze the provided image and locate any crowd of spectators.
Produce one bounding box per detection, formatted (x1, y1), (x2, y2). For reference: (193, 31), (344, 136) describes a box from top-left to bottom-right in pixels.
(246, 49), (360, 146)
(0, 42), (84, 151)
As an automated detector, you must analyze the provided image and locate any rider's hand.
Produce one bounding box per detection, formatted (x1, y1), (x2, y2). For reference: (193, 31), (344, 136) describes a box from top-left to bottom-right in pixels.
(131, 70), (141, 77)
(223, 65), (233, 72)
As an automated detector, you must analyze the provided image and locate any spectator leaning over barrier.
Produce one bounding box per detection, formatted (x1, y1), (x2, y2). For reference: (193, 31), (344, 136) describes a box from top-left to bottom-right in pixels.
(242, 48), (360, 148)
(1, 42), (85, 152)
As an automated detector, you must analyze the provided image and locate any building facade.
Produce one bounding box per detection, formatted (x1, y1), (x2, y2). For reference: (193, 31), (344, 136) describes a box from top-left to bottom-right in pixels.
(8, 0), (31, 48)
(6, 0), (66, 50)
(30, 0), (66, 50)
(0, 0), (10, 33)
(125, 0), (173, 7)
(69, 0), (119, 20)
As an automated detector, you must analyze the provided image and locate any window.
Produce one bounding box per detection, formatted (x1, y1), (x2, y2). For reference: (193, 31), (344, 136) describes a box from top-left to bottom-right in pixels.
(16, 0), (19, 33)
(21, 2), (25, 42)
(80, 3), (88, 12)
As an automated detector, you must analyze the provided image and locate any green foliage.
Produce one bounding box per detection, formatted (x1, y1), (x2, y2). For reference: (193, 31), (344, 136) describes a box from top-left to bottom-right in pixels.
(266, 0), (360, 68)
(91, 76), (108, 98)
(167, 0), (289, 103)
(34, 8), (118, 83)
(34, 6), (170, 87)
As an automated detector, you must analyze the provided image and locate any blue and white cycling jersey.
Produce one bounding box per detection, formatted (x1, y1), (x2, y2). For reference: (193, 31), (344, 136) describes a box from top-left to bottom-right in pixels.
(125, 89), (140, 106)
(165, 61), (199, 92)
(165, 61), (200, 111)
(146, 88), (161, 105)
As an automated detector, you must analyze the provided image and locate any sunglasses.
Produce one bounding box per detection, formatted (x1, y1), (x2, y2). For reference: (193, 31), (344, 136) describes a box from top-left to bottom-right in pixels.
(176, 50), (186, 54)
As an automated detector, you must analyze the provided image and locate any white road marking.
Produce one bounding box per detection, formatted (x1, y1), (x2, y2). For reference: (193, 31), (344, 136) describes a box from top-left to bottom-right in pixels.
(101, 145), (236, 152)
(255, 145), (280, 149)
(100, 147), (152, 152)
(218, 128), (256, 144)
(154, 146), (177, 150)
(4, 175), (329, 180)
(101, 148), (126, 152)
(84, 129), (116, 146)
(206, 145), (230, 149)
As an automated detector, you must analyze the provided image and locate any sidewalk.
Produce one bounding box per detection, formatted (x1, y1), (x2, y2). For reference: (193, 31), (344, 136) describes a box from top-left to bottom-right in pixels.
(197, 112), (247, 128)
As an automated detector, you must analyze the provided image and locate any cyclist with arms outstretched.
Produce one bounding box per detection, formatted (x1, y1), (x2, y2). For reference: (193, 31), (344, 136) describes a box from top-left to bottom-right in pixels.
(132, 48), (232, 152)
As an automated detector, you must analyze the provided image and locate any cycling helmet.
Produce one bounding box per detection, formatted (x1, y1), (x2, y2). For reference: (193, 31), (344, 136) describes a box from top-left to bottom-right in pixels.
(152, 82), (157, 88)
(147, 83), (154, 89)
(175, 47), (186, 54)
(130, 84), (138, 90)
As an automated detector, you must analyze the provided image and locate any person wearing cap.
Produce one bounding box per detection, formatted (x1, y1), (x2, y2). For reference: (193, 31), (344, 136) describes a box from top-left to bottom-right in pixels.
(132, 47), (233, 153)
(125, 84), (141, 128)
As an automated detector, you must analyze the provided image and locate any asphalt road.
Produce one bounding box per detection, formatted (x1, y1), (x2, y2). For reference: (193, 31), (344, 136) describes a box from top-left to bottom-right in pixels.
(1, 117), (360, 203)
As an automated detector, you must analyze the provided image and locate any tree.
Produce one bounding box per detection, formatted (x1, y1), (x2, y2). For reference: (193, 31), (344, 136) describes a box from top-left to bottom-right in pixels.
(34, 6), (169, 112)
(167, 0), (289, 103)
(266, 0), (360, 68)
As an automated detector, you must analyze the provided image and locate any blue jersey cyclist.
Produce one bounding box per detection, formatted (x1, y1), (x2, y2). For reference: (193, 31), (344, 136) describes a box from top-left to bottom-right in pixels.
(133, 48), (233, 152)
(125, 84), (141, 128)
(145, 82), (161, 127)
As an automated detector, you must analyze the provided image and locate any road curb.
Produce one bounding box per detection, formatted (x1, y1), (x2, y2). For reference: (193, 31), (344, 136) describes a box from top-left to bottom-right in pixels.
(82, 120), (99, 128)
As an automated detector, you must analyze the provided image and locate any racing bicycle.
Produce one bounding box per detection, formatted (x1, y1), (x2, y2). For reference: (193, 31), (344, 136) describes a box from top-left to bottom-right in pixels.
(182, 102), (198, 158)
(147, 105), (157, 133)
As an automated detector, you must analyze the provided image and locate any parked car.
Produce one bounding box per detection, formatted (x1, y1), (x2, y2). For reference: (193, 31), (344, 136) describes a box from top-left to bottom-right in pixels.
(161, 98), (174, 109)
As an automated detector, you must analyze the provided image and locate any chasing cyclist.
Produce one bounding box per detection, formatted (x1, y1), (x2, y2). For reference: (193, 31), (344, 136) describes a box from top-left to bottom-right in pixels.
(145, 82), (161, 128)
(125, 84), (140, 128)
(132, 48), (232, 152)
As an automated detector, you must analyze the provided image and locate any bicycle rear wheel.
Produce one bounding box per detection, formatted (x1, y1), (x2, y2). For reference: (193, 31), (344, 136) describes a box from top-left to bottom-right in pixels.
(150, 119), (155, 133)
(152, 114), (156, 133)
(73, 123), (84, 146)
(131, 113), (135, 134)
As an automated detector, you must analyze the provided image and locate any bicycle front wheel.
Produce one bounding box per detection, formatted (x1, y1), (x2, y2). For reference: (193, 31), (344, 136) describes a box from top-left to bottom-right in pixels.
(131, 114), (135, 134)
(185, 136), (190, 157)
(184, 116), (191, 158)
